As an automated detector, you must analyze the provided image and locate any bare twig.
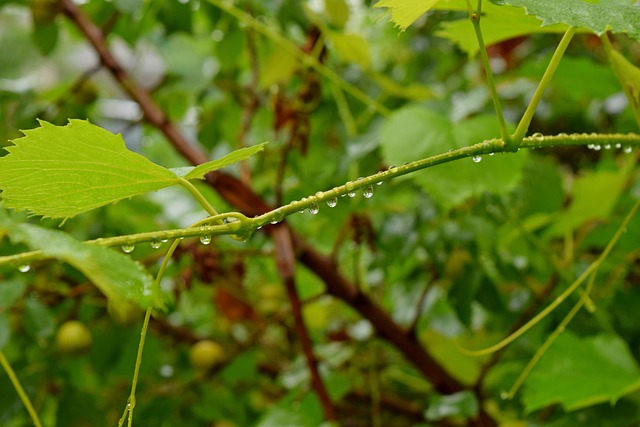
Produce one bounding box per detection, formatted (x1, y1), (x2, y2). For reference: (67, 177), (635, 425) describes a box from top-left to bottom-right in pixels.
(273, 226), (337, 421)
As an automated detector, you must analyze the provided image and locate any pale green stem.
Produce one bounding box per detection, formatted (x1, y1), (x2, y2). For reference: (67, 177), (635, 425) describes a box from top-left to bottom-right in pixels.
(206, 0), (390, 117)
(178, 178), (218, 217)
(2, 133), (640, 270)
(460, 198), (639, 357)
(0, 351), (43, 427)
(505, 271), (597, 399)
(118, 235), (184, 427)
(512, 27), (577, 142)
(467, 0), (510, 144)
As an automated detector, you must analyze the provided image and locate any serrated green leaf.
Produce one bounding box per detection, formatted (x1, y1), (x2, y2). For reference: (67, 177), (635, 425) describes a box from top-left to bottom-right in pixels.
(181, 143), (268, 180)
(489, 0), (640, 41)
(0, 120), (179, 219)
(374, 0), (442, 31)
(0, 210), (166, 310)
(523, 332), (640, 412)
(380, 105), (526, 209)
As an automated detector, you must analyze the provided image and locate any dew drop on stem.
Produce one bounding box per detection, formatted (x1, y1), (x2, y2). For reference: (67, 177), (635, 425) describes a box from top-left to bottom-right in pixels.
(326, 198), (337, 208)
(18, 264), (31, 273)
(348, 191), (356, 198)
(308, 202), (319, 215)
(363, 186), (374, 198)
(472, 155), (482, 163)
(121, 243), (135, 253)
(151, 240), (162, 249)
(624, 146), (633, 153)
(200, 235), (212, 245)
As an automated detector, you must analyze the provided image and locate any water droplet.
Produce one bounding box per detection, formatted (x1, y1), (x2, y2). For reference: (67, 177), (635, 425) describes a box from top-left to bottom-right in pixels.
(18, 264), (31, 273)
(376, 181), (383, 186)
(161, 239), (168, 243)
(531, 132), (543, 140)
(200, 235), (212, 245)
(624, 146), (633, 153)
(587, 144), (594, 150)
(326, 198), (337, 208)
(604, 144), (611, 150)
(271, 209), (285, 224)
(151, 240), (162, 249)
(615, 143), (622, 149)
(121, 243), (135, 253)
(348, 191), (356, 198)
(308, 202), (319, 215)
(500, 392), (510, 400)
(388, 165), (397, 171)
(363, 186), (374, 198)
(489, 152), (495, 156)
(472, 155), (482, 163)
(594, 144), (601, 151)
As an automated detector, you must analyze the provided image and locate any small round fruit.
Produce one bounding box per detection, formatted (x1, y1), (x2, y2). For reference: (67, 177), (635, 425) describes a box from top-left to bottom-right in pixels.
(56, 320), (92, 354)
(189, 340), (225, 371)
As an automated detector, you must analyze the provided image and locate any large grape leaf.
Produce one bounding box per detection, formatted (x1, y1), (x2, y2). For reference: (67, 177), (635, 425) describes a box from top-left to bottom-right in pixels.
(380, 105), (526, 209)
(0, 210), (167, 310)
(523, 332), (640, 413)
(490, 0), (640, 41)
(0, 120), (266, 218)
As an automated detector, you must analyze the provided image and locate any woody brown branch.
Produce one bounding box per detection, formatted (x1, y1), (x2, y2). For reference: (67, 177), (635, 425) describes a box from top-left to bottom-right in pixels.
(59, 1), (496, 425)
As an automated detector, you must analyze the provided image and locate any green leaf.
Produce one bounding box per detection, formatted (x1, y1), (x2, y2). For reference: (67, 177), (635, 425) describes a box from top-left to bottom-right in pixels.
(374, 0), (442, 31)
(0, 120), (178, 219)
(435, 1), (570, 56)
(23, 296), (55, 340)
(0, 279), (27, 312)
(0, 315), (9, 349)
(0, 210), (166, 310)
(523, 332), (640, 412)
(425, 391), (479, 421)
(327, 31), (371, 69)
(608, 49), (640, 127)
(380, 105), (526, 209)
(180, 143), (268, 180)
(544, 168), (628, 237)
(489, 0), (640, 41)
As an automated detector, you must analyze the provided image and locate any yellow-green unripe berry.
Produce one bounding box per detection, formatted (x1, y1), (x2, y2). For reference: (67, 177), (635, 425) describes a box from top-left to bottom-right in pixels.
(56, 320), (92, 354)
(189, 340), (225, 371)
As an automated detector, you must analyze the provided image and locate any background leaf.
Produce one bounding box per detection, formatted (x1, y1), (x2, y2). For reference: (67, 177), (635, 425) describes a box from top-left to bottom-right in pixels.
(380, 105), (527, 209)
(523, 332), (640, 413)
(0, 210), (166, 310)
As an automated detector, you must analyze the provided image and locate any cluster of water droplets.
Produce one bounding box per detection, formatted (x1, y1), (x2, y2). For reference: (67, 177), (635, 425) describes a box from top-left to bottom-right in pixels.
(586, 142), (634, 153)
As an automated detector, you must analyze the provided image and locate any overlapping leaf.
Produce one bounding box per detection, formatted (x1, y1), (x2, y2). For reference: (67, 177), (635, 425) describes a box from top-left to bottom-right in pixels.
(490, 0), (640, 41)
(380, 105), (526, 209)
(523, 332), (640, 412)
(0, 120), (266, 218)
(0, 210), (167, 310)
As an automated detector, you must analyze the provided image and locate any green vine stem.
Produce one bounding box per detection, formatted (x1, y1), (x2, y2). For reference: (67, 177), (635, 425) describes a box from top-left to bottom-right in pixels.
(1, 132), (639, 270)
(466, 0), (510, 143)
(0, 351), (43, 427)
(178, 178), (219, 217)
(504, 270), (598, 400)
(206, 0), (391, 117)
(460, 198), (640, 357)
(512, 27), (577, 143)
(118, 237), (185, 427)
